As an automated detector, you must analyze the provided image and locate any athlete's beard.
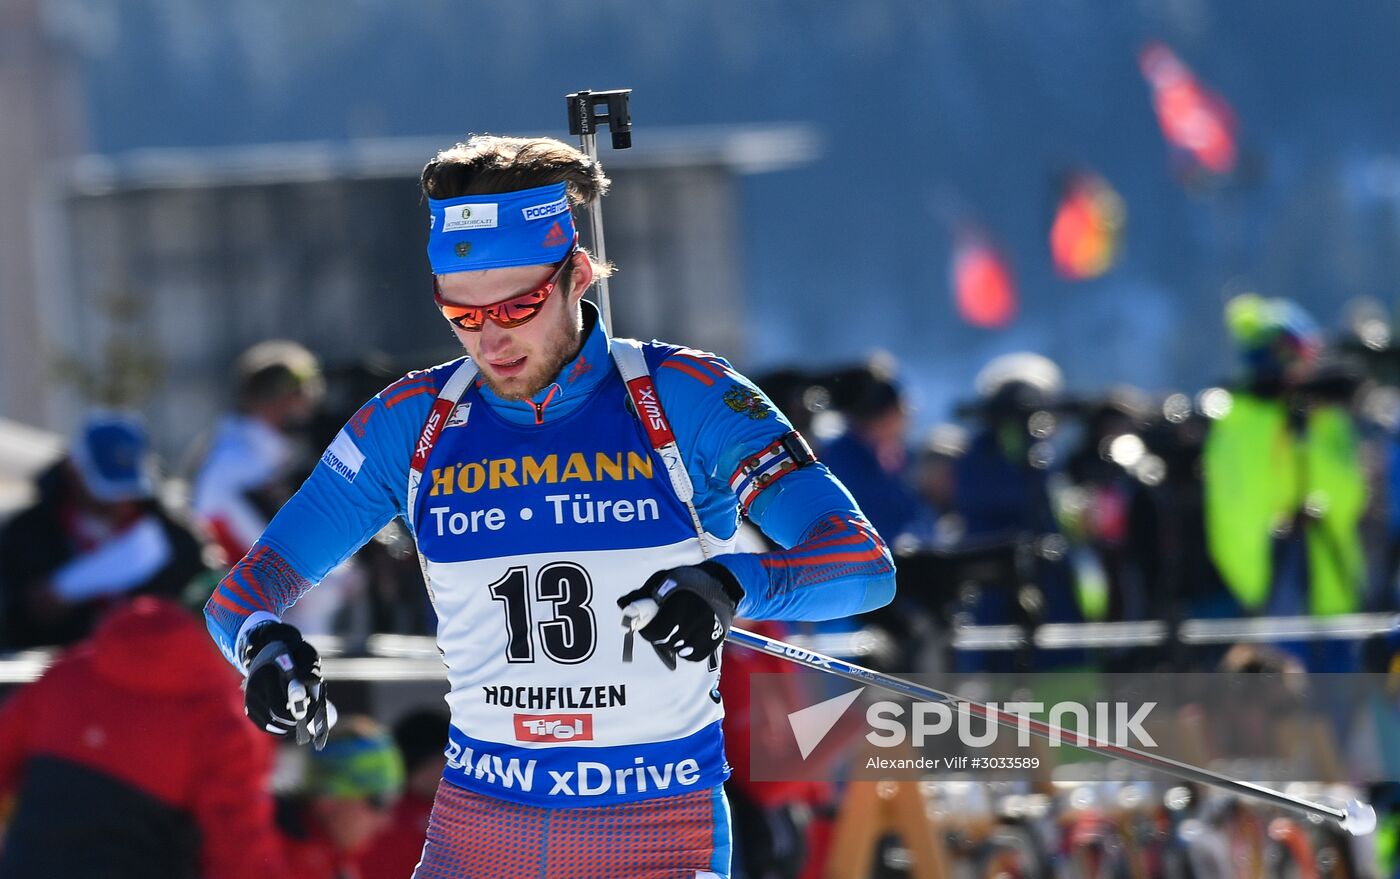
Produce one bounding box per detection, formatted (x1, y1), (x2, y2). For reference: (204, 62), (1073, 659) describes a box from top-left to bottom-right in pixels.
(478, 307), (585, 402)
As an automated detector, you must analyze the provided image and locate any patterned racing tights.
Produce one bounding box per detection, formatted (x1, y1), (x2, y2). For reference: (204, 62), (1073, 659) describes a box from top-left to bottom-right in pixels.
(411, 779), (731, 879)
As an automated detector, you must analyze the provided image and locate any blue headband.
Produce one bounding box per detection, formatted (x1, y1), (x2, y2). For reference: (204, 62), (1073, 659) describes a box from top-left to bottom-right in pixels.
(427, 182), (577, 274)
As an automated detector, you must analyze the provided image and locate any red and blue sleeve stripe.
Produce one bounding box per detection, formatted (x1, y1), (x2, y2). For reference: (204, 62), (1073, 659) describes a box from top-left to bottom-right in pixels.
(381, 371), (440, 409)
(714, 512), (895, 621)
(204, 544), (314, 663)
(657, 350), (733, 387)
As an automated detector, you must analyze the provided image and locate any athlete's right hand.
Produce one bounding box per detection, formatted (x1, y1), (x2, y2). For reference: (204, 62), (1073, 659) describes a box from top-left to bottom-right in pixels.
(242, 622), (332, 749)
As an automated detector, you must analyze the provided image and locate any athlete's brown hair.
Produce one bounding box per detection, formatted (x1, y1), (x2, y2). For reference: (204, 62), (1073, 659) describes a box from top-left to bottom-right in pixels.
(421, 136), (614, 284)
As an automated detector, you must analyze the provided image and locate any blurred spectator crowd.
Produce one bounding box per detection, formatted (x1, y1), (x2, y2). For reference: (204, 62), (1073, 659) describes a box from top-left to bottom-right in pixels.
(0, 341), (446, 877)
(2, 291), (1400, 876)
(5, 292), (1394, 668)
(768, 292), (1394, 676)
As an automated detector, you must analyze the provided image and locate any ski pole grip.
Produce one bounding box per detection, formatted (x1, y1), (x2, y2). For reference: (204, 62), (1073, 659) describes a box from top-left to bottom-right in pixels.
(621, 597), (660, 632)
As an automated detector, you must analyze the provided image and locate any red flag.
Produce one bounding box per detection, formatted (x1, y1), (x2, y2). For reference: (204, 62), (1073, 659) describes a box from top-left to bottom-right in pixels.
(1050, 171), (1126, 281)
(951, 231), (1017, 329)
(1139, 41), (1238, 175)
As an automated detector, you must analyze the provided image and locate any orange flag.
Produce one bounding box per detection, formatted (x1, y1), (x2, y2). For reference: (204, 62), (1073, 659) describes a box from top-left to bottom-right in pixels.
(1050, 171), (1126, 281)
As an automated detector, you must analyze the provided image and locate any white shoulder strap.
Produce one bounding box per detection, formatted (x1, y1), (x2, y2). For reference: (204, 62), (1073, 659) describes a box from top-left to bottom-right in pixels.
(609, 339), (714, 559)
(405, 359), (479, 533)
(403, 347), (714, 559)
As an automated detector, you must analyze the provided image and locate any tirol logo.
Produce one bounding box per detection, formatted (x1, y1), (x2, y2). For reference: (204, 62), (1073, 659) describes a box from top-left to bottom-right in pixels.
(515, 714), (594, 742)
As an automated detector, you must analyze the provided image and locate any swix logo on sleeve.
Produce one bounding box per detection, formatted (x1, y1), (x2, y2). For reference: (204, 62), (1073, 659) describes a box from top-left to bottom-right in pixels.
(514, 714), (594, 742)
(625, 377), (675, 447)
(413, 398), (454, 472)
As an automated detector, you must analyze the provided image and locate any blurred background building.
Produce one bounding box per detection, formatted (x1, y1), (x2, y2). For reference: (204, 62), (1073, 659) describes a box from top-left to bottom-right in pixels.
(5, 0), (1400, 442)
(54, 129), (816, 455)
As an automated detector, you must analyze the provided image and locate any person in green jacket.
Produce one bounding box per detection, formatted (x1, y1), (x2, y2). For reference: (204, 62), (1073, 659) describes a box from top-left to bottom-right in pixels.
(1202, 294), (1367, 621)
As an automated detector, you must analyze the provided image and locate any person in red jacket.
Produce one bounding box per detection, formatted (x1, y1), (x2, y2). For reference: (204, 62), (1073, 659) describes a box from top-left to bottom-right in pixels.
(0, 596), (289, 879)
(721, 619), (844, 879)
(277, 714), (404, 879)
(358, 709), (449, 879)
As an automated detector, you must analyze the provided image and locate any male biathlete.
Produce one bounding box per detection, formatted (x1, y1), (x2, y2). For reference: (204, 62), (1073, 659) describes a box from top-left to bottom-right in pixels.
(206, 135), (896, 878)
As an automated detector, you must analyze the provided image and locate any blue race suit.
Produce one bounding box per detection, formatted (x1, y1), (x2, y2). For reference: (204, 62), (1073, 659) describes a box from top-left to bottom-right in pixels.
(206, 303), (895, 875)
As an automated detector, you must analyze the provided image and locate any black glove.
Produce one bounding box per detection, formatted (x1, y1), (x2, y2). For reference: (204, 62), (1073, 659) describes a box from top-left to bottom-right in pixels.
(617, 562), (743, 667)
(242, 622), (331, 749)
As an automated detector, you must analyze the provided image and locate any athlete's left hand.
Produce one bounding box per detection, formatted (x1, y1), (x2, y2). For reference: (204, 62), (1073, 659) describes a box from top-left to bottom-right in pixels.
(618, 563), (744, 665)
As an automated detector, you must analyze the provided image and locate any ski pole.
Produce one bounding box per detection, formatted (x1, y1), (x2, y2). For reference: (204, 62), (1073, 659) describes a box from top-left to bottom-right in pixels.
(565, 88), (632, 331)
(720, 624), (1376, 836)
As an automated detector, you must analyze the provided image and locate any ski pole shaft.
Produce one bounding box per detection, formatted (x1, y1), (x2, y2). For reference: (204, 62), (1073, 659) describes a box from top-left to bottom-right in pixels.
(576, 131), (612, 329)
(725, 625), (1376, 836)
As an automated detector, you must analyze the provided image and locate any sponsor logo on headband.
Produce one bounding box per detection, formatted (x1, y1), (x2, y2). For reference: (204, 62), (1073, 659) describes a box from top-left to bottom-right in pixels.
(522, 197), (570, 222)
(542, 222), (569, 248)
(443, 203), (499, 232)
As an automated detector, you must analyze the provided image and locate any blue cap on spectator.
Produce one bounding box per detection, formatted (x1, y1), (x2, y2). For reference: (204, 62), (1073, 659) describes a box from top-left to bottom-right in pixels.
(69, 413), (156, 502)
